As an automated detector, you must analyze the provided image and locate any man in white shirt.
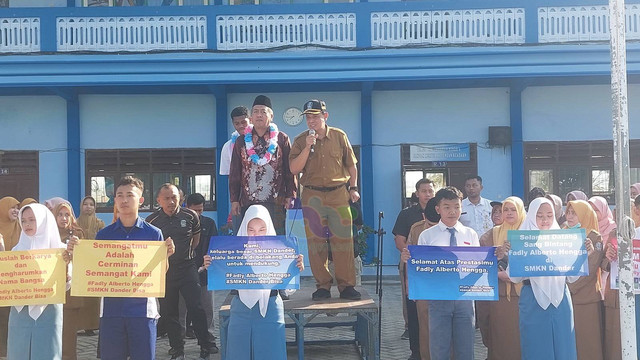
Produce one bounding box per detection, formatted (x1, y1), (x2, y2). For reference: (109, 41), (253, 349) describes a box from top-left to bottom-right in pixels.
(459, 175), (493, 237)
(219, 106), (250, 176)
(402, 186), (479, 360)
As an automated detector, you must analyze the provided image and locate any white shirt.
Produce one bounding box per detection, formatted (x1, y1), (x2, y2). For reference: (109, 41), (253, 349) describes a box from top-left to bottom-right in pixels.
(219, 139), (233, 176)
(460, 197), (493, 236)
(417, 220), (479, 247)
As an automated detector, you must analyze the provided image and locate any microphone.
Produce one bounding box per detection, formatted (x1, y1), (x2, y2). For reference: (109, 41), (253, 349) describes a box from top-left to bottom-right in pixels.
(309, 129), (316, 153)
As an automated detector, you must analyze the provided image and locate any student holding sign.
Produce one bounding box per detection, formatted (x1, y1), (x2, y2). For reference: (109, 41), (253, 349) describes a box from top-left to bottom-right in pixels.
(479, 197), (525, 360)
(226, 204), (304, 360)
(564, 200), (604, 360)
(8, 203), (71, 360)
(401, 186), (480, 360)
(67, 176), (176, 360)
(503, 197), (583, 360)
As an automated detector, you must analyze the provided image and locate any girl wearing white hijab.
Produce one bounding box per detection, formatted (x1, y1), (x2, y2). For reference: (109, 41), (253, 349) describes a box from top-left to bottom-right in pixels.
(226, 205), (303, 360)
(8, 204), (70, 360)
(507, 197), (580, 360)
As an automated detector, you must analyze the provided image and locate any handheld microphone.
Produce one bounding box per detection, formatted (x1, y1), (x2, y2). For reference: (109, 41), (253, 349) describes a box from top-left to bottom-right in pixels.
(309, 129), (316, 153)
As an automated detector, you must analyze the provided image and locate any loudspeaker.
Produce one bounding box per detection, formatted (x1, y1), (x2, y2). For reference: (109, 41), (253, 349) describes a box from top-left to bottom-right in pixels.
(488, 126), (511, 146)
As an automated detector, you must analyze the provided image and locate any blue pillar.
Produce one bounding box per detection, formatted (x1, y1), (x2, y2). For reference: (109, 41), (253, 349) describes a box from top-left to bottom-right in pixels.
(39, 12), (57, 52)
(67, 94), (81, 216)
(360, 82), (375, 263)
(211, 86), (229, 229)
(510, 85), (525, 199)
(355, 6), (371, 48)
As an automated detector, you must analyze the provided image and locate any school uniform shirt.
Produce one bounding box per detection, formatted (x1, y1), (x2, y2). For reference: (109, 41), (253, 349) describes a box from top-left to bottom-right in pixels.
(96, 217), (163, 319)
(219, 138), (233, 176)
(460, 197), (493, 237)
(417, 221), (479, 247)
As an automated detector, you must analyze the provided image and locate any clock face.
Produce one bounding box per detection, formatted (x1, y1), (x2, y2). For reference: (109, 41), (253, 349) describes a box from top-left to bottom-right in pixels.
(283, 107), (303, 126)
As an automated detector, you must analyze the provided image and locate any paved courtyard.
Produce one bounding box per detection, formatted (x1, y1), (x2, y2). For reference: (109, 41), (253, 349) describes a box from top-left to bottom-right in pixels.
(71, 274), (487, 360)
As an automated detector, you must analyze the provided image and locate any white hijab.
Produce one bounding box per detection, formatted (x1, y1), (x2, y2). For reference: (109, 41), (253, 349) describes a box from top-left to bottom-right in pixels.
(14, 204), (67, 320)
(515, 197), (577, 309)
(237, 205), (276, 317)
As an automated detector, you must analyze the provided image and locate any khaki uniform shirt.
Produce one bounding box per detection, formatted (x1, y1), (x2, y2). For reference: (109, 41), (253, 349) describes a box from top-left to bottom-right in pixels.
(290, 125), (357, 187)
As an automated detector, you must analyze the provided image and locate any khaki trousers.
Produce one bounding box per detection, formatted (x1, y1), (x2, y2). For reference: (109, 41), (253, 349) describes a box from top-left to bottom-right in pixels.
(302, 187), (355, 291)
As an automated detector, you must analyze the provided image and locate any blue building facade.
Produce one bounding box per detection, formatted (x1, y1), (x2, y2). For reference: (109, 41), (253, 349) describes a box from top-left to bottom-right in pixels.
(1, 0), (640, 265)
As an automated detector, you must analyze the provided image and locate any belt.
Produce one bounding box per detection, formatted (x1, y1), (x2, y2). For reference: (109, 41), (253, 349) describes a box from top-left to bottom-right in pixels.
(230, 289), (278, 297)
(523, 279), (531, 286)
(304, 184), (347, 192)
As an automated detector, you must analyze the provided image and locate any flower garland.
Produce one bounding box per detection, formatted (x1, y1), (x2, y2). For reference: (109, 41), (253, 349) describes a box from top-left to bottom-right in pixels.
(244, 123), (279, 166)
(230, 131), (240, 151)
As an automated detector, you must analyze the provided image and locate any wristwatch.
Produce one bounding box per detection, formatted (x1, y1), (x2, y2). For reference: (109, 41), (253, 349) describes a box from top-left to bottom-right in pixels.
(349, 186), (359, 192)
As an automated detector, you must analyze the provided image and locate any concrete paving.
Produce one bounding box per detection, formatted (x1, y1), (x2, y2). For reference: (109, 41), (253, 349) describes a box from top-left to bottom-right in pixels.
(70, 274), (488, 360)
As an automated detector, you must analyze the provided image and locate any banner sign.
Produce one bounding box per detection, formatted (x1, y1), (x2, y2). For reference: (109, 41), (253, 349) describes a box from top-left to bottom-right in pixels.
(407, 245), (498, 301)
(610, 239), (640, 292)
(0, 249), (66, 306)
(208, 235), (300, 290)
(71, 240), (167, 298)
(409, 143), (470, 162)
(508, 229), (588, 277)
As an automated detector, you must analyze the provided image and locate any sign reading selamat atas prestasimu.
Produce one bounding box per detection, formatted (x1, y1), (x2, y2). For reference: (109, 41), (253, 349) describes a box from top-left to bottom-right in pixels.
(0, 249), (67, 306)
(71, 240), (167, 298)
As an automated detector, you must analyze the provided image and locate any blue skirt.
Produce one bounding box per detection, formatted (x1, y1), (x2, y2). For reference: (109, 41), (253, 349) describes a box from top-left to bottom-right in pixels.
(8, 304), (63, 360)
(226, 295), (286, 360)
(519, 284), (576, 360)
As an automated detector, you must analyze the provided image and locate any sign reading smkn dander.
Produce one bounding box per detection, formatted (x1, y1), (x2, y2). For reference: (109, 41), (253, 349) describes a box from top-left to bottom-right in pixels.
(208, 235), (300, 291)
(409, 144), (470, 162)
(0, 249), (67, 306)
(508, 229), (588, 277)
(71, 240), (167, 298)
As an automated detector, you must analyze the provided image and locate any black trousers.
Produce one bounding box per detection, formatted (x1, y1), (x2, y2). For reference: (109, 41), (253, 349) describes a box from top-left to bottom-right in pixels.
(160, 261), (212, 352)
(406, 296), (420, 357)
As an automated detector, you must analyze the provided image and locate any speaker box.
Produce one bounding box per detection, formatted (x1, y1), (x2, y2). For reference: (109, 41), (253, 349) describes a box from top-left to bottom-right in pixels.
(488, 126), (511, 146)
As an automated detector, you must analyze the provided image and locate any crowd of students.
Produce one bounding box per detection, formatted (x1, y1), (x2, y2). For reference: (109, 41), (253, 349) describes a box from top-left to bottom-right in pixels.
(396, 177), (640, 360)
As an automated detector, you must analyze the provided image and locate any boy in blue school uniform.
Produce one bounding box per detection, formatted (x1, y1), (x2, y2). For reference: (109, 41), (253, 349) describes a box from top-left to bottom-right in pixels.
(68, 176), (176, 360)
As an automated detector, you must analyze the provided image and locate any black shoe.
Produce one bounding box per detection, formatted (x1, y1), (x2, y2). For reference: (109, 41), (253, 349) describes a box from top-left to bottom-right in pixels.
(408, 354), (420, 360)
(170, 352), (185, 360)
(400, 329), (410, 340)
(168, 347), (182, 356)
(339, 286), (361, 300)
(203, 344), (219, 354)
(278, 289), (290, 300)
(78, 329), (97, 336)
(185, 328), (196, 339)
(199, 348), (212, 360)
(312, 288), (331, 301)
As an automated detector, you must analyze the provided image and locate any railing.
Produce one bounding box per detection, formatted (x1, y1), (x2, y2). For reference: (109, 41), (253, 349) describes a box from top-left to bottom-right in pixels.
(216, 13), (356, 50)
(538, 4), (640, 42)
(57, 15), (207, 51)
(371, 8), (525, 47)
(0, 17), (40, 52)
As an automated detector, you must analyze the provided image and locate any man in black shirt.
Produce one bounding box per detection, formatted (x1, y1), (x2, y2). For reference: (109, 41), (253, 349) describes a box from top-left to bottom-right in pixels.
(392, 178), (435, 360)
(146, 184), (217, 360)
(185, 193), (217, 342)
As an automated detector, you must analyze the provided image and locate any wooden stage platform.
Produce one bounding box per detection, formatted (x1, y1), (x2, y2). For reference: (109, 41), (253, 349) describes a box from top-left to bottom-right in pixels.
(218, 287), (379, 360)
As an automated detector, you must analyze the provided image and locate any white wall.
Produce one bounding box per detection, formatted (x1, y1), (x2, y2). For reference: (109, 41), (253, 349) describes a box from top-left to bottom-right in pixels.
(0, 96), (68, 200)
(372, 88), (511, 264)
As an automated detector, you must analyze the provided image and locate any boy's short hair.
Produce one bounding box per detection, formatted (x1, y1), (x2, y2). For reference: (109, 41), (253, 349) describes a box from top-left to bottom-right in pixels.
(415, 178), (434, 191)
(186, 193), (206, 207)
(230, 106), (249, 119)
(116, 176), (144, 193)
(434, 186), (463, 205)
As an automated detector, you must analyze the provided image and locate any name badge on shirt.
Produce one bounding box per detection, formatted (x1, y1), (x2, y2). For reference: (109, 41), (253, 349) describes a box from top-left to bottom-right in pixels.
(181, 220), (187, 228)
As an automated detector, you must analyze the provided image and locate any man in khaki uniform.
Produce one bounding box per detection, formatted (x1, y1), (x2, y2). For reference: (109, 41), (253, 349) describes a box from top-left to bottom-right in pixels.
(290, 99), (361, 301)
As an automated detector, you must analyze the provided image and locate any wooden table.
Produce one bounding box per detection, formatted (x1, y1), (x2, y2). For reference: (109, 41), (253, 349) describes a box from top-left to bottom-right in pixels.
(218, 287), (379, 360)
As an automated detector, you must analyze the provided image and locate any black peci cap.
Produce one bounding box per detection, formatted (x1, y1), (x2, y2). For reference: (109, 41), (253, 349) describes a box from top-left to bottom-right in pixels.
(253, 95), (272, 109)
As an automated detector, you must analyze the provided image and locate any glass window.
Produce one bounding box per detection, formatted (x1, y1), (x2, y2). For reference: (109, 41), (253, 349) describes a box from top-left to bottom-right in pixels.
(529, 169), (553, 194)
(557, 166), (589, 199)
(90, 176), (115, 208)
(592, 169), (613, 195)
(631, 168), (640, 185)
(425, 172), (446, 191)
(405, 171), (424, 198)
(86, 148), (216, 212)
